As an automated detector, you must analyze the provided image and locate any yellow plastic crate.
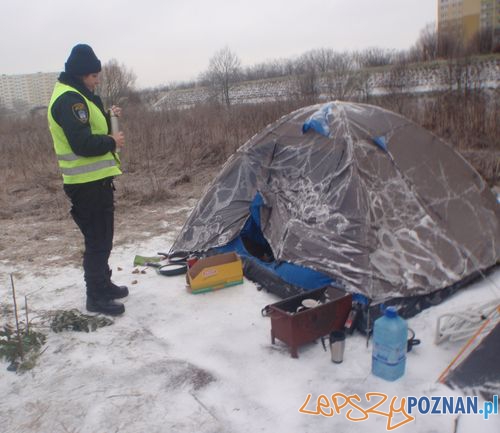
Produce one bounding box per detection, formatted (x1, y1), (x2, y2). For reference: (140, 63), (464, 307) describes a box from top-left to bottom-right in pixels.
(187, 252), (243, 294)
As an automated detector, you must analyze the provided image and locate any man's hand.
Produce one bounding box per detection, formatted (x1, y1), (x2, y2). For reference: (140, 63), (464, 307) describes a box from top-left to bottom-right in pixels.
(110, 105), (122, 117)
(111, 131), (125, 150)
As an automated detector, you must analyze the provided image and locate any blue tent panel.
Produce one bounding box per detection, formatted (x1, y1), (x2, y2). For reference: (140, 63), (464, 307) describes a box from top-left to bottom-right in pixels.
(215, 237), (335, 291)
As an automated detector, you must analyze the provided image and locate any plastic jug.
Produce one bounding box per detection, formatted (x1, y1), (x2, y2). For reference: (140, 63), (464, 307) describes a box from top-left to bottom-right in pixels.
(371, 306), (407, 381)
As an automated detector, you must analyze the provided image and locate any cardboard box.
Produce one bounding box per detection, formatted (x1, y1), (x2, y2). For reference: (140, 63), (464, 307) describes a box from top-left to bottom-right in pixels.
(187, 252), (243, 294)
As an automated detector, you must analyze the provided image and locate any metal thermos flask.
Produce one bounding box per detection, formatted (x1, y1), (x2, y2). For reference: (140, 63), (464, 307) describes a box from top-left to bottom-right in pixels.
(109, 109), (120, 135)
(329, 330), (346, 363)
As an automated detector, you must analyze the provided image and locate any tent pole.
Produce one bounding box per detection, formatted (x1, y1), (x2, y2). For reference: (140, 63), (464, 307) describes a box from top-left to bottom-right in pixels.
(366, 305), (371, 348)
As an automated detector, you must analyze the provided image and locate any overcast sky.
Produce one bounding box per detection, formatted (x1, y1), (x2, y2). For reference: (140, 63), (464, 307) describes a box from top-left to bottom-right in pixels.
(1, 0), (437, 89)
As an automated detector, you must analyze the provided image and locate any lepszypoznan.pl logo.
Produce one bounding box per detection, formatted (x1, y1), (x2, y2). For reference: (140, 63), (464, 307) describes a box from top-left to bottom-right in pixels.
(299, 393), (498, 430)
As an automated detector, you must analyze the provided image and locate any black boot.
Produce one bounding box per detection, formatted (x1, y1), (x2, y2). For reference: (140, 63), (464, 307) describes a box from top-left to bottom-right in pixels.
(86, 295), (125, 316)
(107, 269), (129, 299)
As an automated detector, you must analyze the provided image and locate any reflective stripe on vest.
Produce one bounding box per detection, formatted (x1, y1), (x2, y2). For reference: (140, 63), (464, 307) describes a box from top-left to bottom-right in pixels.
(48, 82), (122, 184)
(61, 159), (117, 176)
(57, 152), (81, 161)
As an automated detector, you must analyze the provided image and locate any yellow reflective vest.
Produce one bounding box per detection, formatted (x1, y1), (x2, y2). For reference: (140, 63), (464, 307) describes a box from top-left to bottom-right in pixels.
(48, 82), (122, 184)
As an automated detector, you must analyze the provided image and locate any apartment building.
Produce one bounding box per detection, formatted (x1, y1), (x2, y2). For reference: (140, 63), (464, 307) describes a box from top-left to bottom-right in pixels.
(481, 0), (500, 44)
(0, 72), (58, 111)
(438, 0), (500, 48)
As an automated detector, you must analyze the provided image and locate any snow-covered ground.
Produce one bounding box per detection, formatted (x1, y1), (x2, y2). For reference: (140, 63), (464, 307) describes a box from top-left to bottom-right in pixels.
(1, 221), (499, 433)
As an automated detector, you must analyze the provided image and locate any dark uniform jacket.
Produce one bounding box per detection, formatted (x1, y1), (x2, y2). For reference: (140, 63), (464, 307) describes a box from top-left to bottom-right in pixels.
(50, 72), (116, 157)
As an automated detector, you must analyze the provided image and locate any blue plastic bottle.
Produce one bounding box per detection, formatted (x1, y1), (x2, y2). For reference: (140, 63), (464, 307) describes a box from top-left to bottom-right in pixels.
(372, 306), (408, 381)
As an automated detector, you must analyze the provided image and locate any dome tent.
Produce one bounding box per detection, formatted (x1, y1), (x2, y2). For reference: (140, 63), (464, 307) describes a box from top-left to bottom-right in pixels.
(171, 101), (500, 322)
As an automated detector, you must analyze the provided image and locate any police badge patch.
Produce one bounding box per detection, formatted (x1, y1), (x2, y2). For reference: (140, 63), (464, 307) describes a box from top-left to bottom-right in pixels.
(72, 103), (89, 123)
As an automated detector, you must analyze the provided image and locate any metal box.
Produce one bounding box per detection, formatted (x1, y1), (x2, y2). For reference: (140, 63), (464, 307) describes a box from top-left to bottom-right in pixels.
(266, 286), (352, 358)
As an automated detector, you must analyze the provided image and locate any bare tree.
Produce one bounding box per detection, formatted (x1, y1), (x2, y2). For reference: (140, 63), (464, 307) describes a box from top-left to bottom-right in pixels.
(98, 59), (137, 107)
(203, 47), (241, 107)
(438, 30), (464, 59)
(356, 70), (374, 102)
(294, 52), (320, 101)
(444, 51), (480, 97)
(356, 47), (395, 68)
(382, 55), (411, 112)
(309, 48), (335, 73)
(325, 52), (360, 100)
(242, 58), (294, 81)
(413, 23), (438, 62)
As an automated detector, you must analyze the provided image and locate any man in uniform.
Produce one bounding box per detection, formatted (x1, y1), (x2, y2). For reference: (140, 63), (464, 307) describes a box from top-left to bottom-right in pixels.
(48, 44), (128, 315)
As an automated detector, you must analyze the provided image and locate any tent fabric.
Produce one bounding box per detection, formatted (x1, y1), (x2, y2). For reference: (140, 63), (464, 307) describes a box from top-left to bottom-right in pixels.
(214, 193), (338, 294)
(441, 305), (500, 401)
(171, 101), (500, 307)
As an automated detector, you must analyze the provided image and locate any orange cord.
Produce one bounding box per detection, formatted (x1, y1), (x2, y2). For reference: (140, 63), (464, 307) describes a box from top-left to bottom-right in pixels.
(437, 316), (492, 383)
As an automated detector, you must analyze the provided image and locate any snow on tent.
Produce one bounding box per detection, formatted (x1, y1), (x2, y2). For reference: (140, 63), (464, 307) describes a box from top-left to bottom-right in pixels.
(170, 101), (500, 325)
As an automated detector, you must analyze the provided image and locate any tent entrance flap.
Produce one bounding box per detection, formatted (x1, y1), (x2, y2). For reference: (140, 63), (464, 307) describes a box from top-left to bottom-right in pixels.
(240, 192), (274, 263)
(215, 192), (338, 293)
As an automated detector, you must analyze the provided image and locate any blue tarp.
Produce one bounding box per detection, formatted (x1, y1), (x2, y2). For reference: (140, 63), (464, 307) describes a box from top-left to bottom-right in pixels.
(373, 136), (388, 151)
(302, 103), (333, 137)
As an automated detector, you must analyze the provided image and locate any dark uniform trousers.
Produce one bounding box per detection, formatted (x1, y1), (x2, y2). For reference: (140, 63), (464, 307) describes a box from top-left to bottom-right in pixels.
(63, 177), (115, 298)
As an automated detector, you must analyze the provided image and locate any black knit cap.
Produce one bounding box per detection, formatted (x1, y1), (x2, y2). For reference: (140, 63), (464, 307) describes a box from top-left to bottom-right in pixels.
(64, 44), (101, 76)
